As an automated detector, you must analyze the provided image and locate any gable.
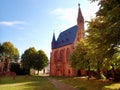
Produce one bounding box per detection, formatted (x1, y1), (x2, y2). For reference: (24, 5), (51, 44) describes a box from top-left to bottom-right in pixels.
(54, 25), (78, 48)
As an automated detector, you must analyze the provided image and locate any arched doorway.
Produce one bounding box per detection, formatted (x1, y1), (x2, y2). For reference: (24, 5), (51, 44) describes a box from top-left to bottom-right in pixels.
(56, 69), (62, 76)
(77, 70), (81, 76)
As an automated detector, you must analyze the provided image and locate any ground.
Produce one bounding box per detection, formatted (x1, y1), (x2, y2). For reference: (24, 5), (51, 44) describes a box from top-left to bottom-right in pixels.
(0, 76), (120, 90)
(46, 77), (79, 90)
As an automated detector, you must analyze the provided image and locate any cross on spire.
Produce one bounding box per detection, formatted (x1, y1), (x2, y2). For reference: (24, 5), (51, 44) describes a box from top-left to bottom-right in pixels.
(78, 3), (80, 8)
(77, 3), (84, 25)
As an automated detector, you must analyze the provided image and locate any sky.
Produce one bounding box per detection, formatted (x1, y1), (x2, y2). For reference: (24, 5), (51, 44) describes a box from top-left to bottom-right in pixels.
(0, 0), (99, 59)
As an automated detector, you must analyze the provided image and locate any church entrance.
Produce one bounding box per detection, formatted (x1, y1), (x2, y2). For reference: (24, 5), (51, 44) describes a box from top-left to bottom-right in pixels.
(77, 70), (81, 76)
(56, 69), (62, 76)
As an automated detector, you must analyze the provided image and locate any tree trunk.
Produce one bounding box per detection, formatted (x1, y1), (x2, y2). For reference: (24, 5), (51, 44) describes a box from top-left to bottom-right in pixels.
(111, 65), (115, 81)
(28, 68), (31, 75)
(87, 60), (90, 80)
(37, 70), (39, 75)
(97, 68), (101, 79)
(87, 68), (90, 80)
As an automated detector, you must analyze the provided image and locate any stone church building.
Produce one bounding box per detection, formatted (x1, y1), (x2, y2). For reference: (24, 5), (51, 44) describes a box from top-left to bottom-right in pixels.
(50, 4), (84, 76)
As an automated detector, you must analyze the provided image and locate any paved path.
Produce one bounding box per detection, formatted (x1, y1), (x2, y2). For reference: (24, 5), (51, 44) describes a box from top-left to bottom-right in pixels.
(46, 77), (79, 90)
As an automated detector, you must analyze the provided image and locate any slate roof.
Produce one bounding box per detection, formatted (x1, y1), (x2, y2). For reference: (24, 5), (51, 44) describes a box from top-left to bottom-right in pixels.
(52, 25), (78, 49)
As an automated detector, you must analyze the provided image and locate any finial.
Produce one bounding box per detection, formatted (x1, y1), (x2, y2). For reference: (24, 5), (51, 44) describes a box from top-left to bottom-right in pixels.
(78, 3), (80, 7)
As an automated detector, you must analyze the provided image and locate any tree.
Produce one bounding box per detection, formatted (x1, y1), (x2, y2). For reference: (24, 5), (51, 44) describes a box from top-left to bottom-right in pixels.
(10, 62), (21, 75)
(87, 0), (120, 79)
(86, 18), (108, 75)
(21, 47), (48, 75)
(88, 0), (120, 59)
(21, 47), (37, 74)
(70, 38), (100, 78)
(2, 41), (19, 61)
(0, 41), (19, 72)
(70, 39), (89, 70)
(33, 50), (48, 74)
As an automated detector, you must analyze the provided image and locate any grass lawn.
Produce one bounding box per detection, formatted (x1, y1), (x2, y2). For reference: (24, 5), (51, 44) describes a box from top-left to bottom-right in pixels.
(53, 76), (120, 90)
(0, 76), (57, 90)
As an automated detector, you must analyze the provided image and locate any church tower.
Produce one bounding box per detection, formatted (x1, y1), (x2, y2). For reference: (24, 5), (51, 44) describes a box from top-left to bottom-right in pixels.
(50, 4), (85, 76)
(77, 4), (84, 26)
(76, 4), (84, 42)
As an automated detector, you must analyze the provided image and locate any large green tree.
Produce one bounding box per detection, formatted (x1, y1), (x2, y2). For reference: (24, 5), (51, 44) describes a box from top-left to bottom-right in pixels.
(0, 41), (19, 72)
(70, 0), (120, 79)
(86, 18), (108, 72)
(33, 50), (48, 74)
(87, 0), (120, 59)
(21, 47), (37, 74)
(70, 38), (101, 78)
(70, 39), (89, 70)
(86, 0), (120, 79)
(21, 47), (48, 75)
(0, 41), (19, 61)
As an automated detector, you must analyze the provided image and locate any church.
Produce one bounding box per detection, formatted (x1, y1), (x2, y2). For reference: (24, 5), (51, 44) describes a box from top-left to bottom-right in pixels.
(50, 4), (85, 76)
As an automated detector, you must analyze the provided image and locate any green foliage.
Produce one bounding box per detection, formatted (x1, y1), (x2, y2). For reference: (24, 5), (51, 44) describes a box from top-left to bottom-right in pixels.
(0, 41), (19, 61)
(21, 47), (48, 74)
(70, 39), (89, 70)
(86, 0), (120, 70)
(21, 47), (37, 72)
(10, 62), (21, 75)
(33, 50), (48, 71)
(70, 0), (120, 75)
(111, 52), (120, 69)
(89, 0), (120, 55)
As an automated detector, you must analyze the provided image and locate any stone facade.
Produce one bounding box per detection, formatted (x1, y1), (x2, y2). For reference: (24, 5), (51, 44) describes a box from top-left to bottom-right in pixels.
(50, 4), (84, 76)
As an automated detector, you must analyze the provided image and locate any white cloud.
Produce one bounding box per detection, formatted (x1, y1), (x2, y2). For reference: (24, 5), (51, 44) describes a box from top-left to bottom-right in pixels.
(51, 2), (99, 30)
(51, 8), (77, 23)
(51, 6), (99, 23)
(0, 21), (25, 26)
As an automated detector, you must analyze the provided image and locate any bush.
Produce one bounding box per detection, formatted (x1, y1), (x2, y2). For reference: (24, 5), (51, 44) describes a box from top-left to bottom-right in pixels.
(10, 62), (29, 75)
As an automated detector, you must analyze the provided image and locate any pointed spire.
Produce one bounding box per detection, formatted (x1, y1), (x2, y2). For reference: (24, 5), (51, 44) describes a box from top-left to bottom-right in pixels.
(52, 33), (56, 49)
(77, 3), (84, 25)
(52, 33), (56, 43)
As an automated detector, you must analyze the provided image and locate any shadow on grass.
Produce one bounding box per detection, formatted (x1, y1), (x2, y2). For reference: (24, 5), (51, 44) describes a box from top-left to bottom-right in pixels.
(51, 76), (120, 90)
(0, 76), (57, 90)
(0, 76), (42, 84)
(78, 87), (87, 90)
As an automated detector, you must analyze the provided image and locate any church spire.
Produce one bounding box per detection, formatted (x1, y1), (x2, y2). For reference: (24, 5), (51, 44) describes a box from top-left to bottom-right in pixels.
(52, 33), (56, 49)
(52, 33), (56, 43)
(77, 3), (84, 26)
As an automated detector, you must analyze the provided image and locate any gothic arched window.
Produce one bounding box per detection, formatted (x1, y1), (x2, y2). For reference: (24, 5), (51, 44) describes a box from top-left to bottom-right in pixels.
(59, 49), (64, 61)
(66, 48), (70, 61)
(54, 50), (58, 62)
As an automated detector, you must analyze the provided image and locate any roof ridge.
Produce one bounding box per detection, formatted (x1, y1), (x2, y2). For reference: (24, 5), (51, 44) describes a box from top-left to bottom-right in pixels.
(60, 25), (77, 33)
(52, 25), (78, 49)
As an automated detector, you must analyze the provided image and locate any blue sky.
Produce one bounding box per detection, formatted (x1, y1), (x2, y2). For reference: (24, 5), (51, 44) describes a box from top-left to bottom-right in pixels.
(0, 0), (99, 59)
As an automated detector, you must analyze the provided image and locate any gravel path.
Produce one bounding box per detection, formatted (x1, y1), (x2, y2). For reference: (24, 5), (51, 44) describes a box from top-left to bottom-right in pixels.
(46, 77), (79, 90)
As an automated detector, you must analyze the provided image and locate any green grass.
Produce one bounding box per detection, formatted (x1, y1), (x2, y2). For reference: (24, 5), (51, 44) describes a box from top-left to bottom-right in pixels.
(0, 76), (57, 90)
(53, 76), (120, 90)
(1, 76), (120, 90)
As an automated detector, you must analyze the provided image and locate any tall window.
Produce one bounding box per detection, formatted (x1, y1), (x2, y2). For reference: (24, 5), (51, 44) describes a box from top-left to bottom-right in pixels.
(54, 50), (58, 62)
(66, 48), (70, 61)
(59, 49), (64, 61)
